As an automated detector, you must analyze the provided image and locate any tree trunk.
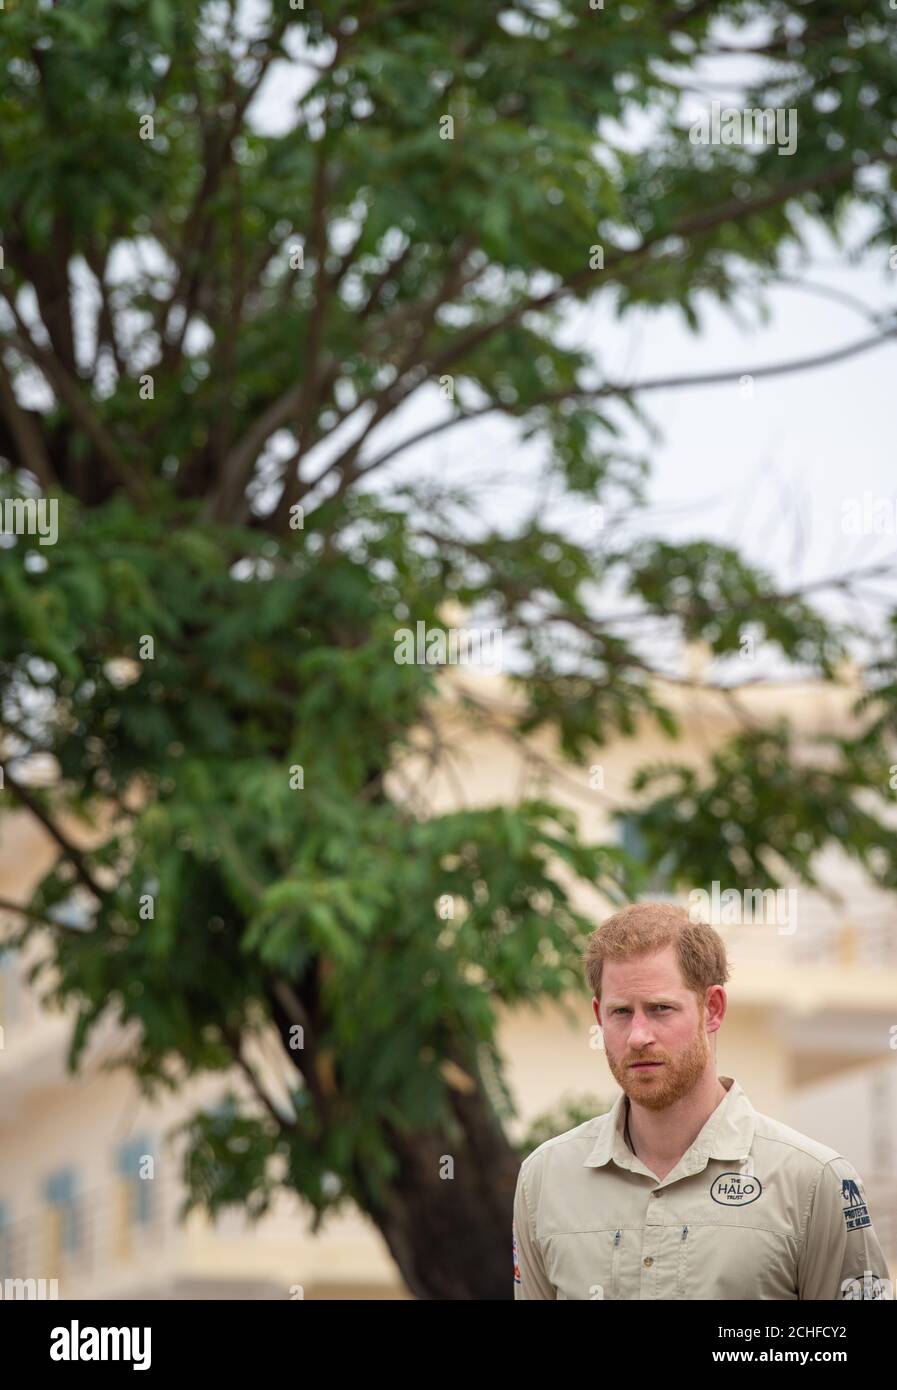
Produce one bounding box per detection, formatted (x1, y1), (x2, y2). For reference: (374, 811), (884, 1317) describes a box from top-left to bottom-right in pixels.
(268, 981), (520, 1299)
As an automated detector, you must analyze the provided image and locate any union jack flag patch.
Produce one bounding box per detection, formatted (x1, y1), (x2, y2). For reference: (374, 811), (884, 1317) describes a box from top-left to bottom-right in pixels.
(512, 1225), (521, 1284)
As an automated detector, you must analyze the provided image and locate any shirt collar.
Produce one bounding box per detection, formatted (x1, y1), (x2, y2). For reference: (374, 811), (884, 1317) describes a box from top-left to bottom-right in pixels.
(582, 1075), (756, 1180)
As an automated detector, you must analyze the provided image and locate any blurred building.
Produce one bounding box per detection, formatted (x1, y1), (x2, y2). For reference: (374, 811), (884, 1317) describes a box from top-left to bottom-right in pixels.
(1, 668), (895, 1297)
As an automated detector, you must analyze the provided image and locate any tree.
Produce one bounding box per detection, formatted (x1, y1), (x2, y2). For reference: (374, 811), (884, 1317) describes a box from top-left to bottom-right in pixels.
(1, 0), (896, 1298)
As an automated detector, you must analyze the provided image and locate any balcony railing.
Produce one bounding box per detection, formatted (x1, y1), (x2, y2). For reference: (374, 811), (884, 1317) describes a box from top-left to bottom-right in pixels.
(705, 912), (897, 973)
(0, 1169), (183, 1293)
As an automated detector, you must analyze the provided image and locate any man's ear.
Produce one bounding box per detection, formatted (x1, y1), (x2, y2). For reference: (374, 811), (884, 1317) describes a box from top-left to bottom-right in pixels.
(592, 996), (601, 1027)
(703, 984), (727, 1034)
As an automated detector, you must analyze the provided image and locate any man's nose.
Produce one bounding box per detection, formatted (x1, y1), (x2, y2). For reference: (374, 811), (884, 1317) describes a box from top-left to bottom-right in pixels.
(628, 1012), (656, 1046)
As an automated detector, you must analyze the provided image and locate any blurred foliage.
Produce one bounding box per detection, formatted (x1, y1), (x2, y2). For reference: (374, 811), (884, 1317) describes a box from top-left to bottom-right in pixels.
(516, 1093), (613, 1162)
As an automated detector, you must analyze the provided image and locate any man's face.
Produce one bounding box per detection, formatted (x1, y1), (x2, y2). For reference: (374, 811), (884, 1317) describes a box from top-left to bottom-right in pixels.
(594, 946), (713, 1112)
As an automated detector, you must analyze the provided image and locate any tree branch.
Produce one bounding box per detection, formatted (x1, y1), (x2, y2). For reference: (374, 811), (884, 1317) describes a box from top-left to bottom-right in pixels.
(416, 154), (887, 389)
(0, 288), (149, 506)
(84, 237), (127, 380)
(212, 141), (338, 524)
(220, 1022), (297, 1134)
(287, 234), (483, 518)
(0, 895), (86, 937)
(314, 327), (897, 494)
(0, 353), (57, 489)
(157, 12), (293, 372)
(2, 767), (106, 903)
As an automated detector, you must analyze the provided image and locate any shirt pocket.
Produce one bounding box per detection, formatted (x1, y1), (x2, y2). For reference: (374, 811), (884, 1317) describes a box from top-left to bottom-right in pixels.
(543, 1228), (624, 1301)
(679, 1221), (798, 1300)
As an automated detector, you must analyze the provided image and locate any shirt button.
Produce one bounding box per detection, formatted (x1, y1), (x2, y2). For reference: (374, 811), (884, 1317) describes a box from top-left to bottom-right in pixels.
(643, 1257), (654, 1267)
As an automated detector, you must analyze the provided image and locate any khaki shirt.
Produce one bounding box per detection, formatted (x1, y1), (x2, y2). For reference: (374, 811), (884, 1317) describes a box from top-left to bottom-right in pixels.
(513, 1075), (893, 1300)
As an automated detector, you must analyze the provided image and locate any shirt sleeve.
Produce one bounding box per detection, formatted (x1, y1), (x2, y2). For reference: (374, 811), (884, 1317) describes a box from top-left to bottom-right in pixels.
(513, 1160), (556, 1300)
(796, 1156), (894, 1301)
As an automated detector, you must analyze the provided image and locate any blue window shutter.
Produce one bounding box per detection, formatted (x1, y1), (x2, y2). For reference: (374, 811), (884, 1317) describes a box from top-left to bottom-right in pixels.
(44, 1167), (79, 1253)
(116, 1136), (154, 1226)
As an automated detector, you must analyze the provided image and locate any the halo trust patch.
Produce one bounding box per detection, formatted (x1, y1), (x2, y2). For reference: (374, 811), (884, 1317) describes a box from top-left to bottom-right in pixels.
(710, 1171), (763, 1206)
(512, 1224), (521, 1283)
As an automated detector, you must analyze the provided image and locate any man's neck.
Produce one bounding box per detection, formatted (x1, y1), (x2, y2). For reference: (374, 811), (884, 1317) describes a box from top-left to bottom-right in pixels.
(626, 1074), (729, 1177)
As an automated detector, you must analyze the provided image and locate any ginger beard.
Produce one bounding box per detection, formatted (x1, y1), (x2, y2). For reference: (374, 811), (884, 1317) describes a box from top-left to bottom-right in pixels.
(605, 1001), (712, 1112)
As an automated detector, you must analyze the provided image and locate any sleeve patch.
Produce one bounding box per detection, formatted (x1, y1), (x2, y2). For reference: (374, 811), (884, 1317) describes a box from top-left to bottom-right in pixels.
(841, 1177), (871, 1231)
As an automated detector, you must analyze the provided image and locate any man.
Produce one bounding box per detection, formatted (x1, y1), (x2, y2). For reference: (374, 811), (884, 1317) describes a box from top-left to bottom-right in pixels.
(513, 901), (893, 1300)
